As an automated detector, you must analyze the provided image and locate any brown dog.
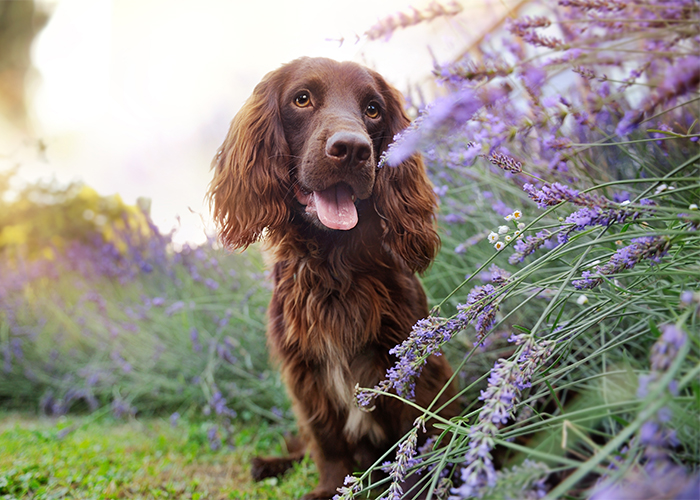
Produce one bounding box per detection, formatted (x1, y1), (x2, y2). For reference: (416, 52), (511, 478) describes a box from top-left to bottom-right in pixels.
(208, 57), (457, 499)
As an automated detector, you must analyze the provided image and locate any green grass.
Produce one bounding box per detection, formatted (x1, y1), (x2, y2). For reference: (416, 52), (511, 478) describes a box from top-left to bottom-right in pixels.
(0, 413), (316, 500)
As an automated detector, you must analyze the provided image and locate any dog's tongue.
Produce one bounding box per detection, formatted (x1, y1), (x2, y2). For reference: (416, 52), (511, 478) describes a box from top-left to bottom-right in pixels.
(313, 184), (357, 230)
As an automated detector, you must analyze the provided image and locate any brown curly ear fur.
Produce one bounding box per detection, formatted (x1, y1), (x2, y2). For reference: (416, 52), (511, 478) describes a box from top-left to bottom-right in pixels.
(208, 69), (292, 249)
(372, 75), (440, 274)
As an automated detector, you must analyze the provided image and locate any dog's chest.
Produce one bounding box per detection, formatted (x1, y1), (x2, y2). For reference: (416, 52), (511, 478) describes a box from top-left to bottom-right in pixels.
(272, 259), (395, 444)
(324, 347), (387, 445)
(275, 260), (388, 354)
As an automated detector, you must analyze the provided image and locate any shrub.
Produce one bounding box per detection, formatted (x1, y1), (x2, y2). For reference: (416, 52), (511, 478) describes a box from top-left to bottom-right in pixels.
(0, 177), (290, 448)
(345, 1), (700, 498)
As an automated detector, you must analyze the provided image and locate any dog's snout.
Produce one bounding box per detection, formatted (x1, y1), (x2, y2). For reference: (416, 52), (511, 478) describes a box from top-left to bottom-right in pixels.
(326, 131), (372, 166)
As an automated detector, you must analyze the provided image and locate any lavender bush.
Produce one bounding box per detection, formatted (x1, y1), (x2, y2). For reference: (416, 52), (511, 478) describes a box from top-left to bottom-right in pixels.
(343, 1), (700, 498)
(0, 177), (290, 447)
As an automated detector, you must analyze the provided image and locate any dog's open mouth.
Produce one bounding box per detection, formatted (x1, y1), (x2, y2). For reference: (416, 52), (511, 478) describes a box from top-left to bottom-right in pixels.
(295, 182), (358, 230)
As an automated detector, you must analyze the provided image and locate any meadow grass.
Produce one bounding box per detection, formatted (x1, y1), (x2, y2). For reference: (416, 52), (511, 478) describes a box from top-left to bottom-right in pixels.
(0, 412), (316, 500)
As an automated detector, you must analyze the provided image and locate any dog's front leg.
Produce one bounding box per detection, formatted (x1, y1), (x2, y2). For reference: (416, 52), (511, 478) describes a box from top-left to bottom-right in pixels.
(297, 407), (355, 500)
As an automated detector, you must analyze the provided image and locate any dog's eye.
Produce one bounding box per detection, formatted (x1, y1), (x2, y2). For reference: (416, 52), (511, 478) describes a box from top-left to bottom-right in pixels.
(365, 102), (380, 119)
(294, 92), (311, 108)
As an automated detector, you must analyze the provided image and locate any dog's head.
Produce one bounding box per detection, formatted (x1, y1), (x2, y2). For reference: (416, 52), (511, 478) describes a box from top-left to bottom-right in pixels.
(208, 57), (439, 272)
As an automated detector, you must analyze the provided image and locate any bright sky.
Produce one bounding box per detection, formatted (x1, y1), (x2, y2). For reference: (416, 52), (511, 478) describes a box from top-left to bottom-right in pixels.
(13, 0), (511, 244)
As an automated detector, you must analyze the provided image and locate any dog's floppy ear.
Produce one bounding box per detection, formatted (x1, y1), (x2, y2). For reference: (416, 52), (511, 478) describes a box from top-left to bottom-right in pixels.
(372, 75), (440, 274)
(208, 67), (291, 249)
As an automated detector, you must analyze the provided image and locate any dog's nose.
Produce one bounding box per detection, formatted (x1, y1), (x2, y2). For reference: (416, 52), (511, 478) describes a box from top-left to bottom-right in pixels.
(326, 132), (372, 166)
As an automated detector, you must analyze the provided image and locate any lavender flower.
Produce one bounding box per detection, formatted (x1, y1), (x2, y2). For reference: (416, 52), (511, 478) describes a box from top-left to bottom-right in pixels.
(3, 345), (11, 374)
(491, 200), (513, 218)
(165, 300), (185, 316)
(435, 58), (513, 84)
(616, 56), (700, 136)
(593, 325), (691, 499)
(451, 334), (554, 499)
(573, 236), (671, 289)
(111, 397), (136, 419)
(207, 425), (221, 451)
(558, 199), (656, 244)
(110, 350), (132, 374)
(507, 16), (566, 50)
(207, 388), (237, 418)
(216, 341), (238, 364)
(509, 229), (553, 264)
(559, 0), (625, 12)
(458, 283), (501, 341)
(636, 324), (686, 458)
(384, 84), (510, 166)
(484, 151), (523, 174)
(489, 264), (511, 285)
(478, 460), (549, 500)
(379, 420), (422, 500)
(190, 327), (202, 352)
(591, 463), (699, 500)
(333, 475), (363, 500)
(365, 1), (462, 41)
(520, 66), (547, 100)
(358, 272), (509, 407)
(649, 324), (686, 373)
(523, 182), (611, 209)
(506, 16), (551, 33)
(381, 316), (457, 401)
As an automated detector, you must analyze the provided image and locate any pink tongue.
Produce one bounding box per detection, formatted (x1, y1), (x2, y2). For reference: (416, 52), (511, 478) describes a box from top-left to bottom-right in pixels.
(313, 184), (358, 230)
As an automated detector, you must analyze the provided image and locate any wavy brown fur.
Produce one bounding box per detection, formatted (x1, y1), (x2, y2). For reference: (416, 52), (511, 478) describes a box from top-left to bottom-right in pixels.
(209, 57), (458, 500)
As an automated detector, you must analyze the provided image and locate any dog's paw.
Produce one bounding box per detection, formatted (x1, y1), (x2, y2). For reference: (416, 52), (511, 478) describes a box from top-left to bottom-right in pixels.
(251, 456), (298, 482)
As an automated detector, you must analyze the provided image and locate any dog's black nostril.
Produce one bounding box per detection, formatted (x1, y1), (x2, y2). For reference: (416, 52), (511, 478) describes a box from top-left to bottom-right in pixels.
(356, 144), (371, 162)
(326, 132), (372, 165)
(327, 141), (348, 159)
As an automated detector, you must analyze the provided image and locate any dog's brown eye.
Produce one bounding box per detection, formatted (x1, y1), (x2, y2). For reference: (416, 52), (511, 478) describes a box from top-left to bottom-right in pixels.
(295, 93), (311, 108)
(365, 102), (380, 119)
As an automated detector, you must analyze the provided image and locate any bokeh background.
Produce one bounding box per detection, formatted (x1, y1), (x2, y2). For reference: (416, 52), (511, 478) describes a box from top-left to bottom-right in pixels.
(1, 0), (512, 245)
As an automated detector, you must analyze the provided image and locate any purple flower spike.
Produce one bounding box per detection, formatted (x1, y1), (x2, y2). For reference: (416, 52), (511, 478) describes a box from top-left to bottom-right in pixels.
(573, 237), (671, 290)
(650, 324), (686, 372)
(357, 272), (510, 408)
(452, 334), (554, 499)
(510, 230), (553, 264)
(559, 199), (656, 244)
(385, 88), (482, 166)
(524, 182), (612, 210)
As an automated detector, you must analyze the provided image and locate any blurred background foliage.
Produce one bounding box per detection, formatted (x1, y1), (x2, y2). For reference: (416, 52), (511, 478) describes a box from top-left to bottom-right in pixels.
(0, 166), (285, 428)
(0, 168), (153, 260)
(0, 153), (293, 469)
(0, 2), (290, 439)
